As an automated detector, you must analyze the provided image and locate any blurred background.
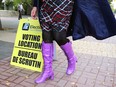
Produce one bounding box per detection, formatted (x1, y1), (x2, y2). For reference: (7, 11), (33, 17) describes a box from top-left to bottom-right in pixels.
(0, 0), (116, 15)
(0, 0), (32, 15)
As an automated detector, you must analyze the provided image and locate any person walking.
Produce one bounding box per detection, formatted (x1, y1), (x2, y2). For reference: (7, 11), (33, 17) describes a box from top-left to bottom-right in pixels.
(18, 3), (24, 20)
(31, 0), (77, 83)
(31, 0), (116, 84)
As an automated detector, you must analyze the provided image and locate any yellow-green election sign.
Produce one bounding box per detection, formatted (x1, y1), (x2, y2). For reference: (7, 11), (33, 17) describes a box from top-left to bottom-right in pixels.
(10, 19), (43, 72)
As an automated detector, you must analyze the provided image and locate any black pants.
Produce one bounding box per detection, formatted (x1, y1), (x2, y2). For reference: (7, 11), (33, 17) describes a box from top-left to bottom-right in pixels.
(18, 10), (22, 20)
(42, 29), (69, 46)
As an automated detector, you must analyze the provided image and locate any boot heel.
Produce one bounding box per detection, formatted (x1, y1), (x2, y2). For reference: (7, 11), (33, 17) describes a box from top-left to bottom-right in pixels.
(50, 73), (54, 80)
(76, 59), (77, 62)
(75, 56), (78, 62)
(50, 75), (54, 80)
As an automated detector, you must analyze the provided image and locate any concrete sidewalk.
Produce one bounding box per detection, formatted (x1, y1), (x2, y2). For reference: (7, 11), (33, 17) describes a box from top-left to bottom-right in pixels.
(0, 15), (30, 30)
(0, 16), (116, 87)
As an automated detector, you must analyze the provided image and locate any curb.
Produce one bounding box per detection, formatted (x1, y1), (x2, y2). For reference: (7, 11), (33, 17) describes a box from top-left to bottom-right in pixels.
(0, 10), (18, 17)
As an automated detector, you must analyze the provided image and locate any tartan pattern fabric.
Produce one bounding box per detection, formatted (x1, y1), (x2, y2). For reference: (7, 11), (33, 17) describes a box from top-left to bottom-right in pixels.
(39, 0), (74, 32)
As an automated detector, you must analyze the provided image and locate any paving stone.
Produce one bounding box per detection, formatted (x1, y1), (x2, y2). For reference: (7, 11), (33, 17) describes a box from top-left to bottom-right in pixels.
(20, 81), (35, 87)
(1, 80), (16, 87)
(96, 75), (105, 82)
(45, 84), (55, 87)
(65, 81), (77, 87)
(0, 84), (7, 87)
(1, 72), (13, 77)
(56, 79), (67, 87)
(81, 72), (97, 79)
(79, 77), (89, 85)
(28, 72), (40, 79)
(85, 79), (95, 87)
(94, 84), (109, 87)
(14, 77), (25, 84)
(55, 72), (65, 79)
(24, 78), (35, 84)
(35, 83), (46, 87)
(7, 75), (19, 82)
(46, 80), (58, 86)
(0, 74), (8, 80)
(14, 84), (24, 87)
(77, 83), (93, 87)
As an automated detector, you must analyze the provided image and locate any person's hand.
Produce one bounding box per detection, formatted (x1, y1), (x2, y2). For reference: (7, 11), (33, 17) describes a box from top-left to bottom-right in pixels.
(31, 7), (38, 19)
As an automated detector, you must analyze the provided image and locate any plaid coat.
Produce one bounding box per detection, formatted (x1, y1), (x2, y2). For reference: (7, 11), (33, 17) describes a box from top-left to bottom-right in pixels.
(33, 0), (116, 40)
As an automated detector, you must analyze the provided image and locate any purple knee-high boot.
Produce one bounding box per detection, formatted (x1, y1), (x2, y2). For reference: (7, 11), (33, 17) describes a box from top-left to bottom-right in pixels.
(35, 41), (54, 83)
(61, 41), (77, 75)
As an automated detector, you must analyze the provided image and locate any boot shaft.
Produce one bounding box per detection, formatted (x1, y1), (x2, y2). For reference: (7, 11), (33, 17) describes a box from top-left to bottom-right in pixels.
(60, 42), (74, 59)
(35, 41), (54, 83)
(42, 41), (53, 63)
(60, 41), (77, 75)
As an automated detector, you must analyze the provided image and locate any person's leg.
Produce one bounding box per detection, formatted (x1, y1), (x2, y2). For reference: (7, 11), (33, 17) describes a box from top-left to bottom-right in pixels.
(18, 10), (21, 20)
(20, 11), (22, 19)
(49, 0), (77, 75)
(52, 29), (77, 75)
(60, 40), (77, 75)
(19, 10), (22, 20)
(35, 30), (54, 83)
